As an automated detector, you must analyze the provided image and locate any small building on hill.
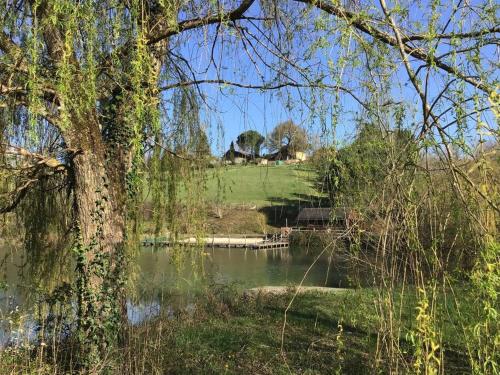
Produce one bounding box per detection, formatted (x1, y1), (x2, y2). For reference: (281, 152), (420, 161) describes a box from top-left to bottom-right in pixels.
(265, 147), (307, 162)
(223, 149), (253, 163)
(295, 207), (348, 228)
(294, 151), (307, 161)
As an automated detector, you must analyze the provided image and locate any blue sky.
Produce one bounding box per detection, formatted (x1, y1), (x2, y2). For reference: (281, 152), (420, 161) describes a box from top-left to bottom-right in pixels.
(200, 85), (360, 155)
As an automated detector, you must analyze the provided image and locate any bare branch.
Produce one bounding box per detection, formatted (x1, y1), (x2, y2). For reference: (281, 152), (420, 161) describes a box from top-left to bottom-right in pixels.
(0, 144), (68, 214)
(0, 178), (37, 214)
(401, 26), (500, 42)
(159, 79), (369, 109)
(3, 144), (67, 171)
(146, 0), (256, 45)
(0, 31), (22, 58)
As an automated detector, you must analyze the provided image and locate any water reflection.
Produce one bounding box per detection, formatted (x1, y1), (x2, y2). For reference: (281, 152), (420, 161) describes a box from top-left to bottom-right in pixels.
(1, 244), (349, 345)
(127, 300), (161, 325)
(135, 246), (348, 294)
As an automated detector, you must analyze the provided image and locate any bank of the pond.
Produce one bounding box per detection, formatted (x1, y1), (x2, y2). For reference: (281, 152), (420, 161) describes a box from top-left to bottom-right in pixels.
(243, 286), (349, 297)
(0, 287), (474, 374)
(117, 287), (474, 374)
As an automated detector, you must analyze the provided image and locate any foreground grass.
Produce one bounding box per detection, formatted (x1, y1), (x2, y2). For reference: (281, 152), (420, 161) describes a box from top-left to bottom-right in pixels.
(128, 291), (377, 374)
(122, 287), (473, 374)
(0, 286), (477, 374)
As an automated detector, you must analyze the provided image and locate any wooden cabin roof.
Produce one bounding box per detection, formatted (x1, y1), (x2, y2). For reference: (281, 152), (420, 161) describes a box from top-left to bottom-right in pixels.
(223, 149), (253, 160)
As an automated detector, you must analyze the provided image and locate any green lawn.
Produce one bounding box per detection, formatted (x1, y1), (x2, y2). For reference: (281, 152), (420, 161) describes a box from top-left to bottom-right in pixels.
(0, 287), (476, 374)
(206, 164), (321, 207)
(121, 288), (472, 374)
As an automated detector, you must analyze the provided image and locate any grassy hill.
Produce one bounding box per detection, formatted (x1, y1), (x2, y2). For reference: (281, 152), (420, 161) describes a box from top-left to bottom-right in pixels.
(142, 163), (323, 234)
(205, 164), (321, 207)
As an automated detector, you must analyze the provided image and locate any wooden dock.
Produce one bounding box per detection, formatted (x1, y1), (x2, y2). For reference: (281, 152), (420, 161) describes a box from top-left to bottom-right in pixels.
(142, 234), (289, 250)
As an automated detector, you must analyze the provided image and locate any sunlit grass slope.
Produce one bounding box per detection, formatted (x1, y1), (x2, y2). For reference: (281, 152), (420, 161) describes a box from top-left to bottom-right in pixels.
(206, 164), (321, 207)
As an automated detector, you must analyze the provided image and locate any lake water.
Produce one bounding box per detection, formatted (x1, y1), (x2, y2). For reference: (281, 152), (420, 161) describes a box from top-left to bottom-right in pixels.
(135, 246), (348, 290)
(0, 244), (349, 345)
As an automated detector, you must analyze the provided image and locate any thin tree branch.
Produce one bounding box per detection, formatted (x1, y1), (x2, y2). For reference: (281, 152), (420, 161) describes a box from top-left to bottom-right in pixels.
(401, 26), (500, 42)
(146, 0), (256, 45)
(159, 79), (369, 109)
(3, 144), (68, 171)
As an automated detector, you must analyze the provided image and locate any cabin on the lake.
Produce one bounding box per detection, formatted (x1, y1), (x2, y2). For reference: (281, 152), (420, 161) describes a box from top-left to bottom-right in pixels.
(295, 207), (349, 228)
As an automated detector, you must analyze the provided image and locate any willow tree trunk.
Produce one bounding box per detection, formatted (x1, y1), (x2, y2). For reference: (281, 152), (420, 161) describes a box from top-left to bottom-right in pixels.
(65, 119), (130, 369)
(64, 29), (166, 370)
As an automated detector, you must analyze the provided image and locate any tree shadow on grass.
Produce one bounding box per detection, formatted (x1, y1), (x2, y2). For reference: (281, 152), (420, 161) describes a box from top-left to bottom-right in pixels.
(261, 298), (470, 374)
(258, 193), (330, 228)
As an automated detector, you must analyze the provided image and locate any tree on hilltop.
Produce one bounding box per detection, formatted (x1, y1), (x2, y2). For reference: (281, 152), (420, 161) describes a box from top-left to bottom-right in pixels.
(267, 120), (309, 157)
(236, 130), (264, 157)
